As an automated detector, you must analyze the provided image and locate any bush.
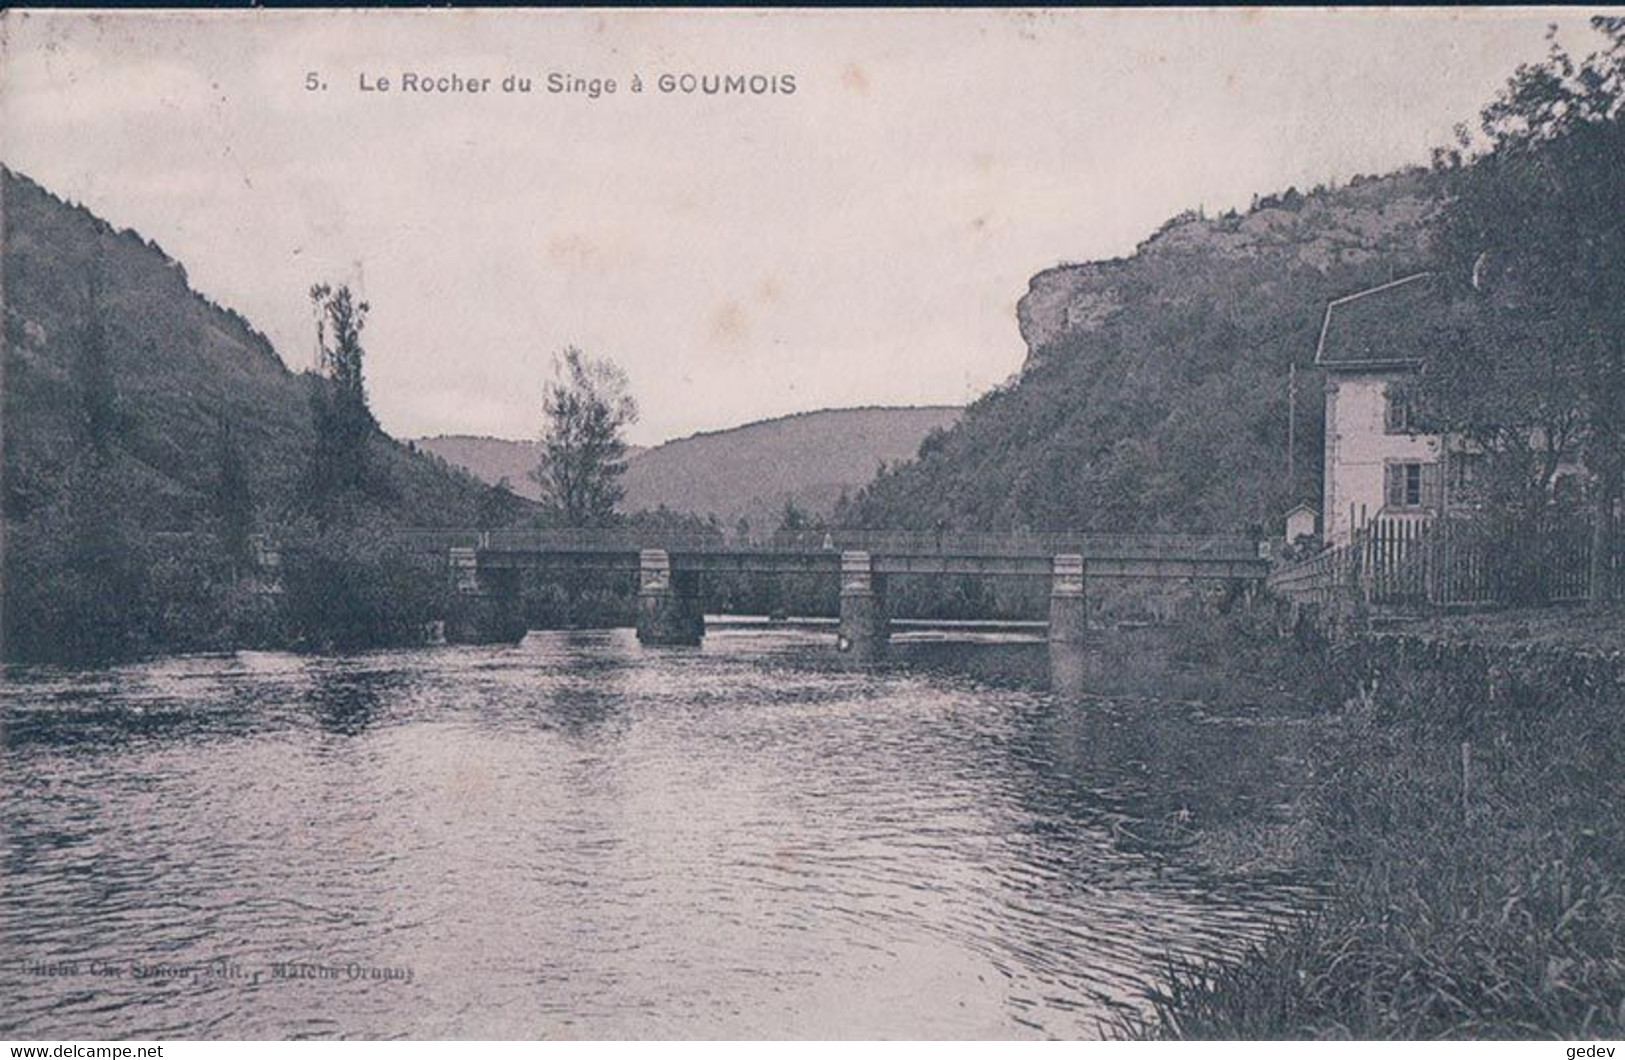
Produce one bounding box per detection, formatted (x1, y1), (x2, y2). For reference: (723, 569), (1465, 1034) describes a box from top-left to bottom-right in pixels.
(2, 464), (155, 662)
(279, 521), (455, 651)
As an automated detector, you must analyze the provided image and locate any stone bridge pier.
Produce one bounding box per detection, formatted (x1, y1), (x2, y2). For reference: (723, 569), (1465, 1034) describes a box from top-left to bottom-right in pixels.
(637, 549), (705, 646)
(1048, 553), (1088, 644)
(838, 551), (889, 656)
(447, 546), (526, 644)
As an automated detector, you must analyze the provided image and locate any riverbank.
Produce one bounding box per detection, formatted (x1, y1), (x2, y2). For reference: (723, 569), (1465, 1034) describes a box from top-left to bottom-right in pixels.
(1116, 609), (1625, 1039)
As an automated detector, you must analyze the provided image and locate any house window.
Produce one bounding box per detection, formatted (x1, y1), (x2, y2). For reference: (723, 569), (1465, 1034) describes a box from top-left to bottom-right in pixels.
(1386, 461), (1440, 510)
(1391, 461), (1417, 507)
(1385, 383), (1419, 434)
(1448, 451), (1486, 503)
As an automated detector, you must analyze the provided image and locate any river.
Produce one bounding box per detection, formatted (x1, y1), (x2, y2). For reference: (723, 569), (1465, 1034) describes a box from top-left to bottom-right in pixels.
(1, 626), (1318, 1039)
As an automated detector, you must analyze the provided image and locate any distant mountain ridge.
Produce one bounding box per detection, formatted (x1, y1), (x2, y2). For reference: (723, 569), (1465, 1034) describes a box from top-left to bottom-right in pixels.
(416, 405), (962, 527)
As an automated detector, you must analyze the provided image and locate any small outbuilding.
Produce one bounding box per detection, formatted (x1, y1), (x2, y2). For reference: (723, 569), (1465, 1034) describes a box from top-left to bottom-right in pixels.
(1284, 503), (1319, 545)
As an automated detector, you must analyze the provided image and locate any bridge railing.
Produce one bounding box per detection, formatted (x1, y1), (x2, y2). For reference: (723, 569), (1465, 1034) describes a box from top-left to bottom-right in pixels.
(393, 527), (1262, 561)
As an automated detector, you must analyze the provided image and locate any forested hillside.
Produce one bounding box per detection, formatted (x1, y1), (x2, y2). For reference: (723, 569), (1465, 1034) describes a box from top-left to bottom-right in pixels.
(842, 170), (1444, 534)
(621, 406), (961, 529)
(409, 435), (640, 505)
(1, 167), (510, 532)
(1, 167), (528, 661)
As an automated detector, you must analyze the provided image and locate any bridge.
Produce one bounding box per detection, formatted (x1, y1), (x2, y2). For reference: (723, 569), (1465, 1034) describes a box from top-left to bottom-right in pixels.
(395, 529), (1268, 652)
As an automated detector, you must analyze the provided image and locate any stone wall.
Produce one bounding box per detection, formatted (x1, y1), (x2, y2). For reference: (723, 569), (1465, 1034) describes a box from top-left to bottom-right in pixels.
(1322, 629), (1625, 733)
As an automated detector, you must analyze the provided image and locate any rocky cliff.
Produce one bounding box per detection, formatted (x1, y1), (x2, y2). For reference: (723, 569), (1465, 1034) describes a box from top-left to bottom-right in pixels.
(847, 168), (1445, 534)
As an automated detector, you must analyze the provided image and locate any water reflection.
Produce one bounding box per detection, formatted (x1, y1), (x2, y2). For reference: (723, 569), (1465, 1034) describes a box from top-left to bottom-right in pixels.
(1048, 642), (1090, 701)
(1, 629), (1317, 1039)
(306, 663), (393, 737)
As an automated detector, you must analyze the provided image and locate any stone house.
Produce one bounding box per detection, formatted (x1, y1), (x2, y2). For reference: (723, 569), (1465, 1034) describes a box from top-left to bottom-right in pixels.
(1316, 271), (1594, 551)
(1316, 272), (1460, 545)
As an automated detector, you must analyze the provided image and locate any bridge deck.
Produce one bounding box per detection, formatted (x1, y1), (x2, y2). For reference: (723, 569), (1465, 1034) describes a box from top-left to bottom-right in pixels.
(475, 551), (1264, 580)
(405, 529), (1266, 580)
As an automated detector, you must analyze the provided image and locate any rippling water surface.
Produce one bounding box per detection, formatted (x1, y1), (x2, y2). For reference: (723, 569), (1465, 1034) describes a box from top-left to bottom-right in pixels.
(2, 628), (1316, 1038)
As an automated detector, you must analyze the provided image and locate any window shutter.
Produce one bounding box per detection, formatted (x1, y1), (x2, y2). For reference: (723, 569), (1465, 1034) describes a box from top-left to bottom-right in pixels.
(1386, 464), (1405, 508)
(1385, 388), (1401, 432)
(1421, 462), (1443, 510)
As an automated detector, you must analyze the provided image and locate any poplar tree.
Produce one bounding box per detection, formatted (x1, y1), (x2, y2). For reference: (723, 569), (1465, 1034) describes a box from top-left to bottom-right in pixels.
(307, 283), (375, 511)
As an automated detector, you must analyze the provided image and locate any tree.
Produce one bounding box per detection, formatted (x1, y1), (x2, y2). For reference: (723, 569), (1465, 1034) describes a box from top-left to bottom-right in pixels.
(24, 262), (153, 658)
(476, 479), (521, 529)
(307, 283), (374, 510)
(212, 417), (254, 574)
(278, 520), (453, 651)
(1412, 302), (1585, 518)
(532, 346), (639, 527)
(1420, 17), (1625, 600)
(74, 269), (119, 459)
(778, 499), (812, 533)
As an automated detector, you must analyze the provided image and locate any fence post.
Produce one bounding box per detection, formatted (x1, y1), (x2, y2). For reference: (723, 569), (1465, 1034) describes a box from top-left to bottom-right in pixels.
(1461, 740), (1472, 825)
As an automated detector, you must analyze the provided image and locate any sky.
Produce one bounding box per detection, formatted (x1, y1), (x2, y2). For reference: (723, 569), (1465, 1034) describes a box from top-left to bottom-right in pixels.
(0, 9), (1608, 446)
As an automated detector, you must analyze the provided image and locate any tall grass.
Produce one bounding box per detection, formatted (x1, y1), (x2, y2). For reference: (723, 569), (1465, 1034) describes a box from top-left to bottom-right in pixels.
(1115, 630), (1625, 1039)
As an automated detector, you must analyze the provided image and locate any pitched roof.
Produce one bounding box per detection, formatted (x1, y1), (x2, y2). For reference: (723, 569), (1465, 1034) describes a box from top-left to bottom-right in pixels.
(1314, 271), (1439, 370)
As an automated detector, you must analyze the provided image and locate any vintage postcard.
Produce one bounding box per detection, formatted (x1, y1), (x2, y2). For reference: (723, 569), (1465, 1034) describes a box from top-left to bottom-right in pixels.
(3, 6), (1624, 1046)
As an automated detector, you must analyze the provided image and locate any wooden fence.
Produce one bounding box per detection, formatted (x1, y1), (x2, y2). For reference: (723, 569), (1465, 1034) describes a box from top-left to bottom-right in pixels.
(1269, 513), (1609, 611)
